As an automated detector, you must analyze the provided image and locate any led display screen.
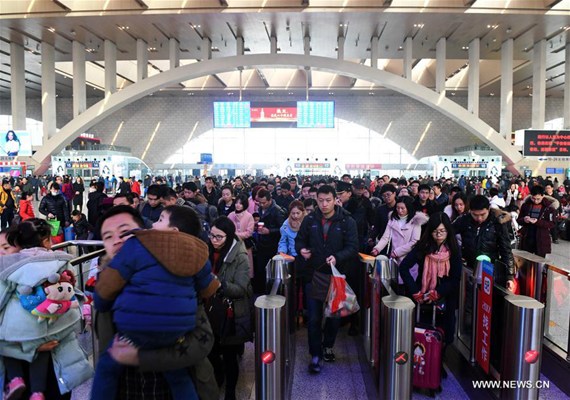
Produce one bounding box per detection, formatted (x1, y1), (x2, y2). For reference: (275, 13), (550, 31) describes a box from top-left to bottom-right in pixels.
(297, 101), (335, 128)
(524, 130), (570, 157)
(213, 102), (251, 128)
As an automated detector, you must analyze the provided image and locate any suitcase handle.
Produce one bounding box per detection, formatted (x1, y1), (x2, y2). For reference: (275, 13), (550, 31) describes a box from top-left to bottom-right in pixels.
(416, 303), (437, 328)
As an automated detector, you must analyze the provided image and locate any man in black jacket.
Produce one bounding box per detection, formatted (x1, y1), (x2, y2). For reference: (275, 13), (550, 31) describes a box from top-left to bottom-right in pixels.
(295, 185), (359, 374)
(413, 184), (438, 216)
(452, 195), (515, 291)
(369, 184), (397, 246)
(254, 188), (286, 294)
(39, 182), (71, 228)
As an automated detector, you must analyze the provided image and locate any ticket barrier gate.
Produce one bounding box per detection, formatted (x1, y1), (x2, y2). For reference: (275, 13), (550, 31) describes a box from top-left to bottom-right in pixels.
(378, 295), (415, 400)
(358, 253), (376, 364)
(457, 256), (488, 364)
(512, 250), (547, 302)
(255, 294), (287, 400)
(500, 295), (545, 400)
(257, 255), (295, 400)
(369, 256), (398, 376)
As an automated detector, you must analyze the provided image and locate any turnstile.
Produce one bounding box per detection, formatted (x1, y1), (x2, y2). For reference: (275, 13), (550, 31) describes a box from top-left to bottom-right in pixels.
(378, 295), (415, 400)
(254, 295), (287, 400)
(500, 295), (545, 400)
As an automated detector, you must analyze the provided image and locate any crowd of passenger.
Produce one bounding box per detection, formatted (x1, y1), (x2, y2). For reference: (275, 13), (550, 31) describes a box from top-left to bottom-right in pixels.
(0, 171), (568, 399)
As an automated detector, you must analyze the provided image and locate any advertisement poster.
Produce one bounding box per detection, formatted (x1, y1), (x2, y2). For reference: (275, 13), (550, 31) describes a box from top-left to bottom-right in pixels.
(1, 130), (32, 157)
(476, 261), (494, 374)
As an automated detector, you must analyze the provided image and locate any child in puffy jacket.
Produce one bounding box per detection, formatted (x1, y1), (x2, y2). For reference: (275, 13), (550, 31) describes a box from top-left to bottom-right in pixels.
(18, 191), (35, 221)
(92, 205), (219, 400)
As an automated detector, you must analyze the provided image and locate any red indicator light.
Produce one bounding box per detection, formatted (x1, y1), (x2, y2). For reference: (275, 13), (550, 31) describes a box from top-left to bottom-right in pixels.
(261, 351), (275, 364)
(524, 350), (539, 364)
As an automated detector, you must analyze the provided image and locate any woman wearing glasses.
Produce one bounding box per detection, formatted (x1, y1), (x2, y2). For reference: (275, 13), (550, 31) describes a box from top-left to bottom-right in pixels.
(207, 216), (252, 400)
(398, 212), (462, 345)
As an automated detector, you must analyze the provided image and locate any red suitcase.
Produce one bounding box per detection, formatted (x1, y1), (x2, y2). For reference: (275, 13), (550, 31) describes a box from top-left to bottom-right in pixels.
(413, 305), (444, 391)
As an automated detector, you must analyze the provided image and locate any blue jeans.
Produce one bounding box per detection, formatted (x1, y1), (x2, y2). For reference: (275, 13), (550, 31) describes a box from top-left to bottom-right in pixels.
(305, 282), (341, 358)
(91, 331), (197, 400)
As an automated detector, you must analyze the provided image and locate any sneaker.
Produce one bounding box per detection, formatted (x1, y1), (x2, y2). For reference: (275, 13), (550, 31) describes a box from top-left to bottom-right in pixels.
(4, 377), (26, 400)
(30, 393), (45, 400)
(323, 347), (336, 362)
(308, 359), (321, 374)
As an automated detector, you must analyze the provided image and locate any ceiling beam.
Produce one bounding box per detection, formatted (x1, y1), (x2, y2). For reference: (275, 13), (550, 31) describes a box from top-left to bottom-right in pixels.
(543, 0), (563, 7)
(52, 0), (71, 11)
(133, 0), (149, 9)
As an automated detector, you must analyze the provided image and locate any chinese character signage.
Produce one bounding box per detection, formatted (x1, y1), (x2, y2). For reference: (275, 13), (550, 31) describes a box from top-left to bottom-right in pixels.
(345, 163), (382, 170)
(451, 162), (488, 169)
(476, 260), (494, 374)
(524, 130), (570, 157)
(65, 161), (100, 169)
(293, 163), (330, 169)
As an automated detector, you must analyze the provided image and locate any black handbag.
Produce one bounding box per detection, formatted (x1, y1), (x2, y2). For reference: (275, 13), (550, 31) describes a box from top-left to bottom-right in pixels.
(310, 264), (331, 302)
(206, 294), (253, 346)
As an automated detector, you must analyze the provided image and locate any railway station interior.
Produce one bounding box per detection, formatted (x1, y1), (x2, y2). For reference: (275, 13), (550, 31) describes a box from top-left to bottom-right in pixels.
(0, 1), (570, 399)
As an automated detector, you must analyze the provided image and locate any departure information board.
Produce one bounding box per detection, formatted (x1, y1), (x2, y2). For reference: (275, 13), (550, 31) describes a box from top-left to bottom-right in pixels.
(213, 101), (251, 128)
(297, 101), (335, 128)
(212, 101), (335, 128)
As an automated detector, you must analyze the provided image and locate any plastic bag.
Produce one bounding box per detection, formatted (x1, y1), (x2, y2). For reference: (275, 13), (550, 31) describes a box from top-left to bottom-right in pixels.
(324, 263), (360, 318)
(46, 218), (61, 236)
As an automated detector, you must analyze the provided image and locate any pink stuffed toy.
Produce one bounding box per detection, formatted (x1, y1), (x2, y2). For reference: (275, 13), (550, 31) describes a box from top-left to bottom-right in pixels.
(31, 270), (79, 323)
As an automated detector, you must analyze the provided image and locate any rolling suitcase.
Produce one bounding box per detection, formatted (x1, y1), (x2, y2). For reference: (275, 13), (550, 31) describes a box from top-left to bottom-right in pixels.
(413, 304), (444, 392)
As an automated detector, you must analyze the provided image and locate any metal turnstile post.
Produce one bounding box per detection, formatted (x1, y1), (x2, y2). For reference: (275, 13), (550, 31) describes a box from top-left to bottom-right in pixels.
(500, 295), (545, 400)
(255, 295), (287, 400)
(378, 295), (415, 400)
(359, 253), (376, 364)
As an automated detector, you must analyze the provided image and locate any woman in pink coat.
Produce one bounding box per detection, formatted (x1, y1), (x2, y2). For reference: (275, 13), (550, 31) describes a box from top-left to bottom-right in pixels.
(370, 196), (428, 283)
(228, 193), (255, 277)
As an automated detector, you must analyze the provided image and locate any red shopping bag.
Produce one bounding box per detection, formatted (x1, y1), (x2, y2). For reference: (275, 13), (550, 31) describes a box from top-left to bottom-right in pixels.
(325, 264), (360, 318)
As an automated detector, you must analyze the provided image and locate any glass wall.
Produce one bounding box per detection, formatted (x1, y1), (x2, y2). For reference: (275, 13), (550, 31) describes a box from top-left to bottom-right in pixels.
(165, 118), (418, 170)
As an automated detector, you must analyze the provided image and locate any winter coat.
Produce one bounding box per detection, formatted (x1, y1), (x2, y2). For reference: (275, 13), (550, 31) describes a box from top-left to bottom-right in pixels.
(452, 210), (515, 282)
(399, 246), (462, 344)
(278, 219), (299, 257)
(257, 201), (286, 252)
(0, 187), (16, 214)
(86, 190), (108, 226)
(295, 205), (359, 277)
(62, 182), (75, 202)
(373, 212), (428, 283)
(72, 182), (85, 205)
(93, 255), (219, 400)
(19, 199), (35, 220)
(343, 196), (375, 246)
(39, 193), (70, 225)
(0, 250), (93, 393)
(95, 230), (220, 335)
(369, 203), (395, 242)
(228, 211), (255, 242)
(215, 240), (251, 301)
(517, 197), (557, 257)
(373, 212), (428, 264)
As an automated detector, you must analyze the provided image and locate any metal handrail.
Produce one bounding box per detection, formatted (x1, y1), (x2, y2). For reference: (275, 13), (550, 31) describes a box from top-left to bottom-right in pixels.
(51, 240), (104, 251)
(70, 249), (106, 267)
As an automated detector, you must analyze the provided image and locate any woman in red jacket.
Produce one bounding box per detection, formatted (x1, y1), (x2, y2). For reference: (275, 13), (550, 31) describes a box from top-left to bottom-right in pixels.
(19, 191), (35, 221)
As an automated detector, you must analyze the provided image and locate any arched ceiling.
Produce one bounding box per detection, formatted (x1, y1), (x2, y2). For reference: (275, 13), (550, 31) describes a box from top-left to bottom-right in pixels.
(0, 0), (568, 99)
